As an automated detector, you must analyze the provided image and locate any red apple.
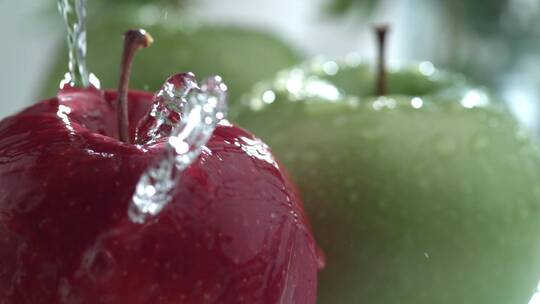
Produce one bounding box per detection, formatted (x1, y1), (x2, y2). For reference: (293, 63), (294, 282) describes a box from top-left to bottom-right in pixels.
(0, 30), (321, 303)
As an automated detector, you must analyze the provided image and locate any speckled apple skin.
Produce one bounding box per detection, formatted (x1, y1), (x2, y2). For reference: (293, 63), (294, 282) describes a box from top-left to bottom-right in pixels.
(0, 89), (321, 304)
(238, 62), (540, 304)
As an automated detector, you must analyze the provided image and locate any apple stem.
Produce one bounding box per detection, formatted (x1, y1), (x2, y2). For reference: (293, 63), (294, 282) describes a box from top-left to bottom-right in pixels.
(117, 29), (154, 143)
(374, 25), (389, 96)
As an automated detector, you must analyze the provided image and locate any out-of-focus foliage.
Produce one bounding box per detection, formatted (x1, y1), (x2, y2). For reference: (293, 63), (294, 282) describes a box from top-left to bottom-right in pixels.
(324, 0), (540, 89)
(93, 0), (183, 6)
(325, 0), (377, 16)
(325, 0), (514, 35)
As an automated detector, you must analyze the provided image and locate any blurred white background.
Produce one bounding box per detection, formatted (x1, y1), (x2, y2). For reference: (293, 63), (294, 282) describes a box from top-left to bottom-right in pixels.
(0, 0), (60, 118)
(1, 0), (539, 136)
(0, 0), (442, 118)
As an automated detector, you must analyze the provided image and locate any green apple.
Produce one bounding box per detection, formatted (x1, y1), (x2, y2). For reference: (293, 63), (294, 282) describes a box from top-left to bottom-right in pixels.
(41, 5), (300, 115)
(236, 59), (540, 303)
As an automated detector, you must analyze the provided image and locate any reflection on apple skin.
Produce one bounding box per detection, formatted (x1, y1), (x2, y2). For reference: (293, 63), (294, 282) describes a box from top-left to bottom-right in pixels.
(0, 88), (321, 303)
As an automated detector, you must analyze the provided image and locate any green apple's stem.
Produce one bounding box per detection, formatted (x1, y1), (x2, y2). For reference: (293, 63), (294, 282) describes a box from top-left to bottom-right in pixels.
(117, 29), (154, 143)
(375, 25), (389, 96)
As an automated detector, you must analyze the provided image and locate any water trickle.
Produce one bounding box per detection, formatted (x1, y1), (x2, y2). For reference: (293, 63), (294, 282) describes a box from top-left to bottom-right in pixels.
(129, 75), (228, 224)
(83, 247), (116, 281)
(57, 0), (99, 89)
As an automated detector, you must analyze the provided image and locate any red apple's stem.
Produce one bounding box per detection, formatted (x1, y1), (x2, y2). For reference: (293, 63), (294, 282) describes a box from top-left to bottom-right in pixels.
(117, 29), (154, 143)
(374, 25), (389, 96)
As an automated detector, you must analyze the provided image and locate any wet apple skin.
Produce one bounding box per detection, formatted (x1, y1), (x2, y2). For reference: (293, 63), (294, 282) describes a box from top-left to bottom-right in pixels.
(0, 89), (320, 303)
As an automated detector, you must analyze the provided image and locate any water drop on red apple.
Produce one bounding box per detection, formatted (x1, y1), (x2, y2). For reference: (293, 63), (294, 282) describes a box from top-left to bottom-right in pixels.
(135, 73), (198, 144)
(82, 247), (116, 282)
(129, 74), (228, 223)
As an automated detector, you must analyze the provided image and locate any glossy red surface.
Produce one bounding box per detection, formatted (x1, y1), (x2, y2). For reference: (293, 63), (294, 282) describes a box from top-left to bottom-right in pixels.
(0, 88), (322, 303)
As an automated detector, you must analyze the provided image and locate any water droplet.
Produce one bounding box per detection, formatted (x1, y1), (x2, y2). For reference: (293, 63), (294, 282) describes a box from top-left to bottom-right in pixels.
(419, 61), (435, 76)
(262, 90), (276, 104)
(461, 89), (489, 109)
(237, 136), (278, 167)
(129, 75), (228, 224)
(411, 97), (423, 109)
(316, 246), (326, 270)
(322, 61), (339, 75)
(274, 68), (342, 102)
(135, 73), (198, 144)
(372, 97), (396, 111)
(286, 70), (304, 94)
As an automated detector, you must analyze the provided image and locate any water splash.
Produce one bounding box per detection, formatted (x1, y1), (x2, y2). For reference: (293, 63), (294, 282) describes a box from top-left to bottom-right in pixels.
(57, 0), (99, 89)
(135, 73), (198, 144)
(128, 75), (228, 224)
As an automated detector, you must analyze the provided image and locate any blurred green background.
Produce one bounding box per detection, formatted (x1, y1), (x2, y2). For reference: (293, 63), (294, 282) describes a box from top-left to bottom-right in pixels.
(1, 0), (539, 130)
